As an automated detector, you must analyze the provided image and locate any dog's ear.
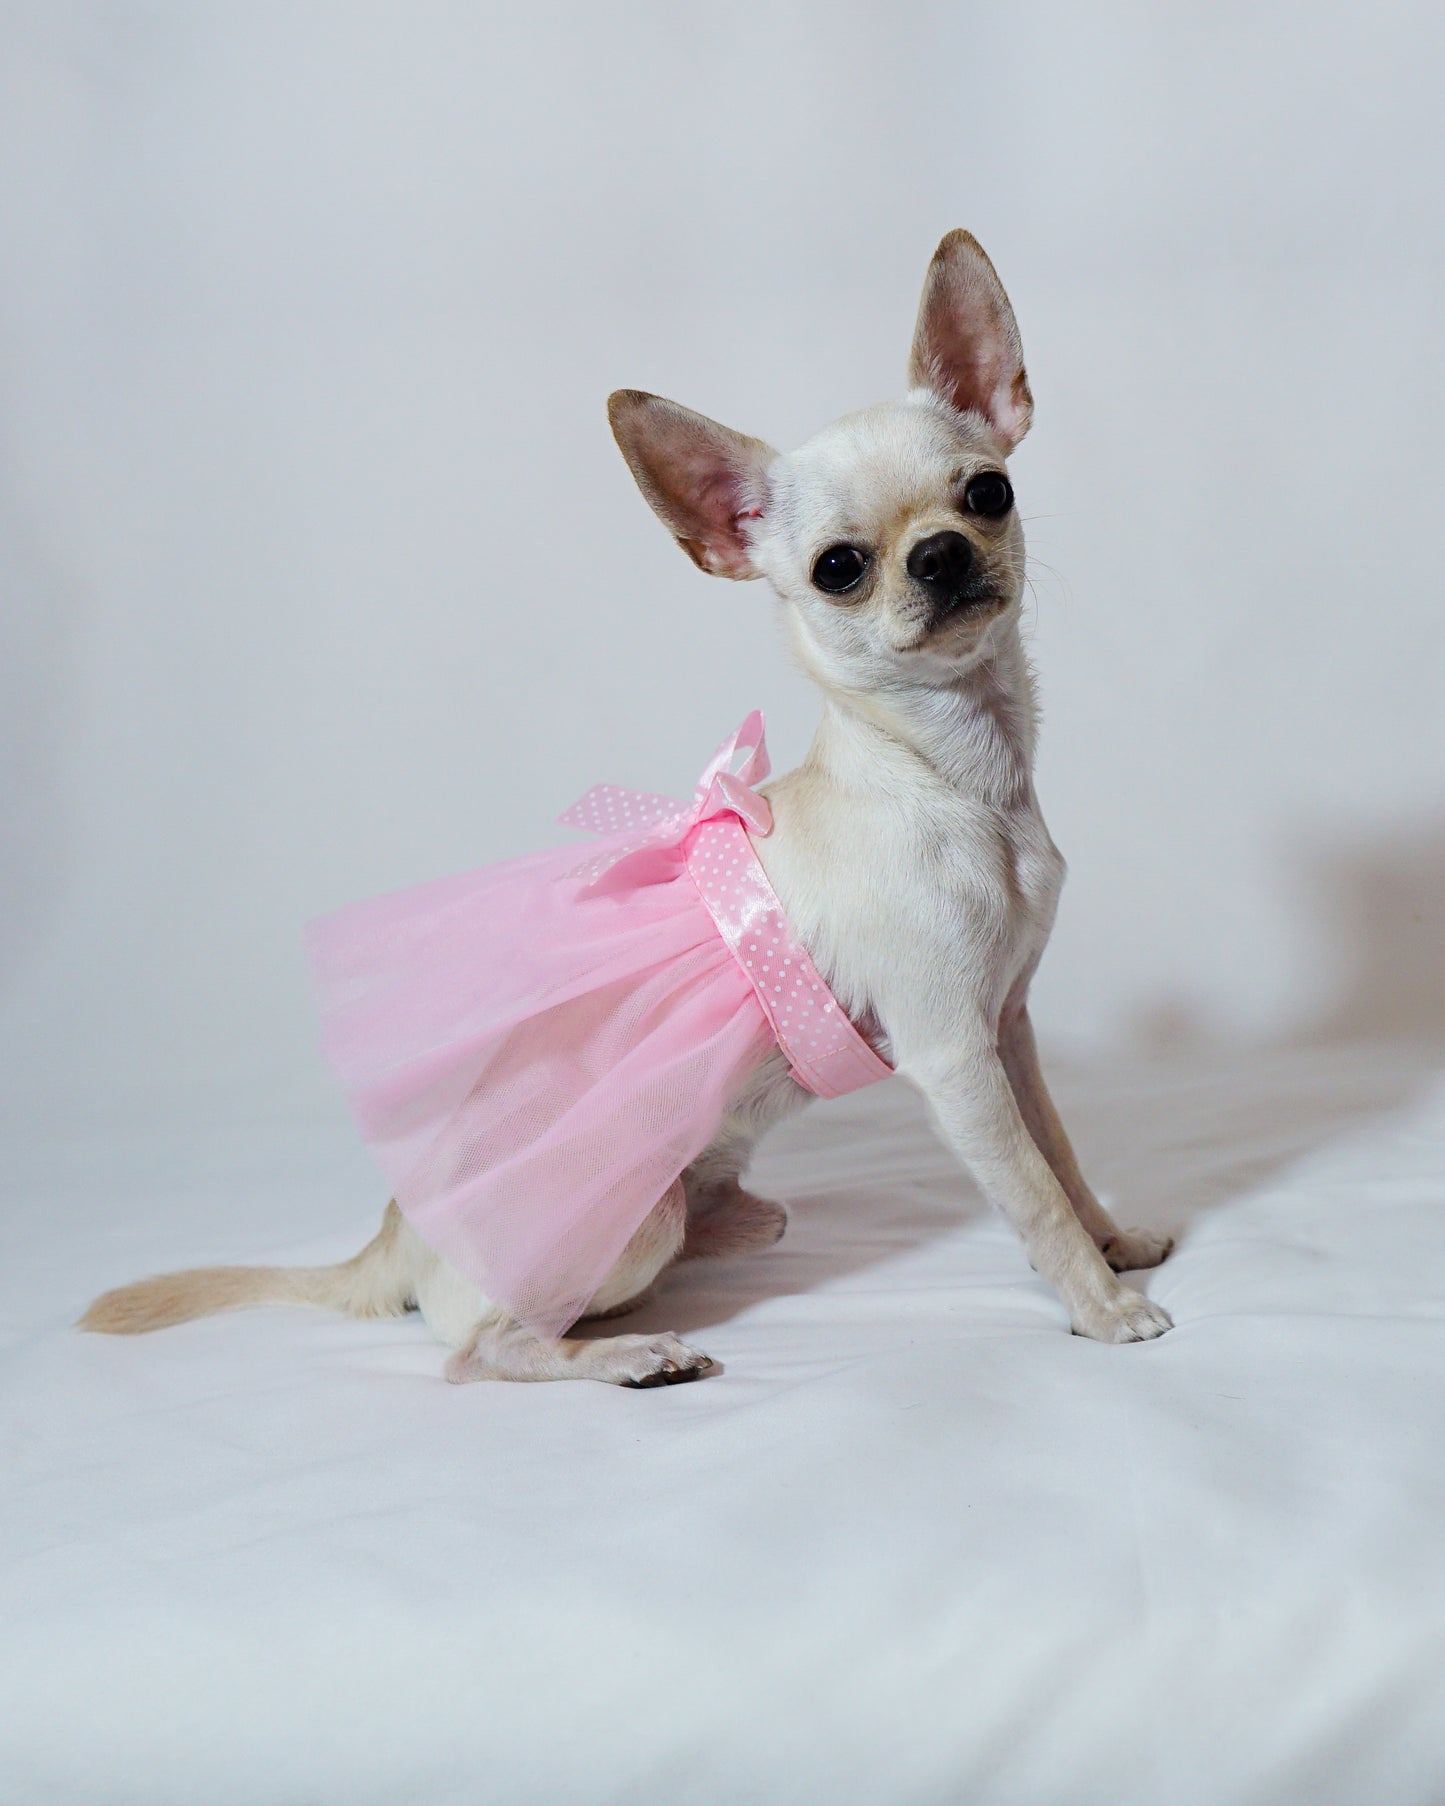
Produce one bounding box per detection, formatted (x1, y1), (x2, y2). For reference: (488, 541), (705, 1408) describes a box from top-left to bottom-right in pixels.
(908, 230), (1033, 452)
(608, 391), (776, 580)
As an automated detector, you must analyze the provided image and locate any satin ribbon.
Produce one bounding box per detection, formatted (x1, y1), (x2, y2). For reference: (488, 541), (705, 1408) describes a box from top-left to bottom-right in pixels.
(557, 710), (773, 890)
(560, 714), (893, 1099)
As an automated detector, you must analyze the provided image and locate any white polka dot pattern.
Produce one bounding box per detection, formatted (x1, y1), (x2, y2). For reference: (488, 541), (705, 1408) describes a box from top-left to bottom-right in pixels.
(557, 784), (687, 886)
(682, 815), (892, 1099)
(559, 713), (892, 1099)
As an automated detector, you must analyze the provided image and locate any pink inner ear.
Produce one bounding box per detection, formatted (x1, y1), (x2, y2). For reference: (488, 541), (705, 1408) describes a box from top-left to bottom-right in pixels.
(988, 370), (1032, 448)
(927, 338), (1027, 449)
(613, 392), (775, 578)
(692, 466), (764, 563)
(911, 244), (1031, 451)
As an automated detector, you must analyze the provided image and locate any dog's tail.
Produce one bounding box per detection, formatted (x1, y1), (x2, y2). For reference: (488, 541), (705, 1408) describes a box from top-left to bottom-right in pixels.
(78, 1202), (414, 1336)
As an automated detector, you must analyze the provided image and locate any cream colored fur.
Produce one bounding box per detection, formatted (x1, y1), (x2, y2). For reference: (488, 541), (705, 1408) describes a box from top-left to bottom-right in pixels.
(81, 231), (1172, 1386)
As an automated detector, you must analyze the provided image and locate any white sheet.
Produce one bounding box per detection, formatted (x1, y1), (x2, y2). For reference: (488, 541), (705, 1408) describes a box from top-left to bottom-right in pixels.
(5, 1044), (1445, 1805)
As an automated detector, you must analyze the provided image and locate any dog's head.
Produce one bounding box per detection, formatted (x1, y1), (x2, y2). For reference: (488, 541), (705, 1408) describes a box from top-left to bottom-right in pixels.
(609, 231), (1032, 694)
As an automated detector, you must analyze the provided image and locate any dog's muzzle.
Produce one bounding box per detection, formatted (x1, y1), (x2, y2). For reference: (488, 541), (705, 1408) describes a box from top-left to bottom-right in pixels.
(907, 529), (997, 624)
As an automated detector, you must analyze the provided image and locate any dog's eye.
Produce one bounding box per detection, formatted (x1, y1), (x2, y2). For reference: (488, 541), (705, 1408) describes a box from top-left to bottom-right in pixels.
(963, 472), (1014, 518)
(811, 545), (869, 595)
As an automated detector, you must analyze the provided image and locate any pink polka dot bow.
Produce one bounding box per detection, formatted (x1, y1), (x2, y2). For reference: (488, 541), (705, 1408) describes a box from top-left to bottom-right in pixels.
(557, 711), (773, 891)
(559, 714), (892, 1098)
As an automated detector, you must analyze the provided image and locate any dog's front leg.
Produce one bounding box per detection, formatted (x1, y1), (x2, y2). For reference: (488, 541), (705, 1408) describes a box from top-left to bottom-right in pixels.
(997, 1001), (1173, 1273)
(911, 1040), (1171, 1342)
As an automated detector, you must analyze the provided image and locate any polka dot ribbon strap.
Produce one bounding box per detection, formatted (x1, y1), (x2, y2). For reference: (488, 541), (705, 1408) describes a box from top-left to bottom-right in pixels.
(558, 713), (893, 1099)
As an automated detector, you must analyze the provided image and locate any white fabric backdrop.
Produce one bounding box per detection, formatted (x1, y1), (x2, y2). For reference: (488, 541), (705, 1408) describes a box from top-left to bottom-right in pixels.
(7, 1047), (1445, 1805)
(5, 8), (1445, 1803)
(3, 1), (1444, 1122)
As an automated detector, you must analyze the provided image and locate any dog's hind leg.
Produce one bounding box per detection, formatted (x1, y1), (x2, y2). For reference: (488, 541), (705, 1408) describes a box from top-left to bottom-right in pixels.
(680, 1050), (808, 1259)
(679, 1176), (789, 1259)
(424, 1179), (712, 1383)
(444, 1319), (715, 1387)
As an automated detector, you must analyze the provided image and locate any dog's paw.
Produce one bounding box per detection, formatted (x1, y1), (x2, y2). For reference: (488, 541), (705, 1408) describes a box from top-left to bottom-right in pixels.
(1071, 1288), (1172, 1344)
(599, 1332), (716, 1388)
(681, 1183), (787, 1260)
(1099, 1227), (1174, 1272)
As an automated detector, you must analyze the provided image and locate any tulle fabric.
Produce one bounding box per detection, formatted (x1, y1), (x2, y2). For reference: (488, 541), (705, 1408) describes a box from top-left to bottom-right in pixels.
(307, 833), (776, 1338)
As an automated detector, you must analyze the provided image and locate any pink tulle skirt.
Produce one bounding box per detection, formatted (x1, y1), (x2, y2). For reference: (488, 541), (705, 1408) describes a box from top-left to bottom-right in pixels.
(308, 841), (775, 1338)
(307, 716), (889, 1338)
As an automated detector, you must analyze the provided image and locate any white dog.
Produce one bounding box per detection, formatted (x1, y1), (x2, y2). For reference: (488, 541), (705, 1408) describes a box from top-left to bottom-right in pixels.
(83, 231), (1173, 1383)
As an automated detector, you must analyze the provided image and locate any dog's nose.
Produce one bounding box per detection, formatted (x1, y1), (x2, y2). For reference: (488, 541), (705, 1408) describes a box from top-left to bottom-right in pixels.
(906, 529), (975, 597)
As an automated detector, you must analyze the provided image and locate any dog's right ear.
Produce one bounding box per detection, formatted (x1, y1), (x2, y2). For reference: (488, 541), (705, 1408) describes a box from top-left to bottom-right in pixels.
(908, 230), (1033, 452)
(608, 391), (776, 580)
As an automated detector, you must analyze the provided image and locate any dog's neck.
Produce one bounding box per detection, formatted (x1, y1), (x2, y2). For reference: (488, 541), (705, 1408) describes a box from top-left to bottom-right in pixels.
(808, 617), (1039, 813)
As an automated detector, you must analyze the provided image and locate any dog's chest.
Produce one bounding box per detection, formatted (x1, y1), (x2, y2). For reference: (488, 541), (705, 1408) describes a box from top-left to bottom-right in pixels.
(777, 784), (1067, 1038)
(909, 789), (1064, 965)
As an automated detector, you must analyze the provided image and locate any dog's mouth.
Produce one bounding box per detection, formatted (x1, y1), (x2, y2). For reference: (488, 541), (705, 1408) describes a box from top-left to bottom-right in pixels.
(893, 590), (1006, 656)
(925, 584), (1005, 632)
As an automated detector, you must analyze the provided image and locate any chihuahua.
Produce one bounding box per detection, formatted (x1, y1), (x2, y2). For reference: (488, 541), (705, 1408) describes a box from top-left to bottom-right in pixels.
(82, 231), (1173, 1384)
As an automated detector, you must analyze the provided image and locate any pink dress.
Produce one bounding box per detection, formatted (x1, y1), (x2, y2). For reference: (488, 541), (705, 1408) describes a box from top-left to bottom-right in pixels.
(307, 714), (892, 1337)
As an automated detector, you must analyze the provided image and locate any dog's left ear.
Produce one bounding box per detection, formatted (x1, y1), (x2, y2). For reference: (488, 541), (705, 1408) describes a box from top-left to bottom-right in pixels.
(608, 390), (776, 580)
(908, 230), (1033, 452)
